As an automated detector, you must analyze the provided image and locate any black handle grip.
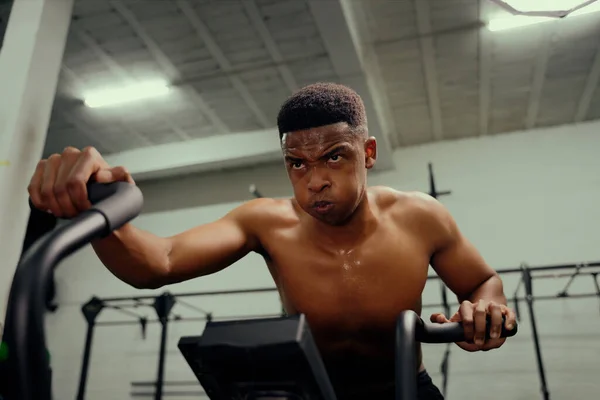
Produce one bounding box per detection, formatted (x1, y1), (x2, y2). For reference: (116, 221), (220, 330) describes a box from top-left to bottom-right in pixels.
(416, 315), (519, 343)
(28, 181), (143, 234)
(396, 310), (519, 400)
(86, 182), (144, 233)
(1, 181), (143, 400)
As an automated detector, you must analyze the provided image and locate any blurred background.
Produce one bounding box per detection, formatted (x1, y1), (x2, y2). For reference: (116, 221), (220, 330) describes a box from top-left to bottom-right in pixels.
(1, 0), (599, 399)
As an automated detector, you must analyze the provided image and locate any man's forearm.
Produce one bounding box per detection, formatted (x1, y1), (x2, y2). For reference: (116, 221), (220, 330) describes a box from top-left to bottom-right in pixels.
(466, 274), (507, 305)
(91, 223), (171, 289)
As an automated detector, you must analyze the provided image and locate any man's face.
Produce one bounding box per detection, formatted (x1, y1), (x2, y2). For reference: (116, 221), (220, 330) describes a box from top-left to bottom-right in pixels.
(281, 122), (377, 225)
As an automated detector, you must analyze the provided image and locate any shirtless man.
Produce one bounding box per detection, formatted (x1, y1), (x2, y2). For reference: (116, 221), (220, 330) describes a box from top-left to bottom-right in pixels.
(28, 83), (516, 400)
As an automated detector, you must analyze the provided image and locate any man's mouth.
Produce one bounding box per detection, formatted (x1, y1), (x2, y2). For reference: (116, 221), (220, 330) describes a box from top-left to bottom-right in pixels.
(313, 201), (334, 214)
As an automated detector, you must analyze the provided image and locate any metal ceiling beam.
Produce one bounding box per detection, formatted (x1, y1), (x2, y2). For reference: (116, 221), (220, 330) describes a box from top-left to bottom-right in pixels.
(525, 22), (557, 129)
(175, 0), (272, 129)
(340, 0), (403, 148)
(110, 0), (229, 135)
(307, 0), (395, 170)
(574, 37), (600, 122)
(242, 0), (298, 94)
(103, 128), (283, 182)
(72, 27), (191, 142)
(414, 0), (444, 141)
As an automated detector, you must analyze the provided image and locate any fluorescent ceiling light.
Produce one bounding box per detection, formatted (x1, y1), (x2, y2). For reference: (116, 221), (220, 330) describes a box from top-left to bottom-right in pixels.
(84, 80), (171, 108)
(488, 0), (600, 31)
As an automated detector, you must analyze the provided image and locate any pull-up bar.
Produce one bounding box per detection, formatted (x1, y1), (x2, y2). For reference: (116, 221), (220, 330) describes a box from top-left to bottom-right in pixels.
(75, 290), (284, 400)
(78, 261), (600, 400)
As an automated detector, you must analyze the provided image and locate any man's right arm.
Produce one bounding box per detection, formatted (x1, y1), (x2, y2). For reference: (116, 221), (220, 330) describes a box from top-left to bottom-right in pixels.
(92, 198), (268, 289)
(27, 146), (268, 290)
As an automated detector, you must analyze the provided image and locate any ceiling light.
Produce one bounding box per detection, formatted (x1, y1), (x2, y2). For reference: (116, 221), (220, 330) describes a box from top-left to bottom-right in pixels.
(84, 80), (171, 108)
(487, 0), (600, 31)
(488, 15), (554, 31)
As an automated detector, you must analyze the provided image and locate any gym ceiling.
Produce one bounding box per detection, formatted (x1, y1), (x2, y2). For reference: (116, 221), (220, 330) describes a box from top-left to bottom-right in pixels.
(1, 0), (599, 180)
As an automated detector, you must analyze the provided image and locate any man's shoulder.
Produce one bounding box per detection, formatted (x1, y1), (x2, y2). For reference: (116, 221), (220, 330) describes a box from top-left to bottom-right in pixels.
(369, 186), (451, 227)
(369, 186), (456, 245)
(368, 186), (440, 212)
(231, 197), (297, 227)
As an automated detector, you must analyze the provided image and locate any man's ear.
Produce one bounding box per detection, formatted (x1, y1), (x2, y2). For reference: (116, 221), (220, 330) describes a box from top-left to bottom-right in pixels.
(364, 137), (377, 169)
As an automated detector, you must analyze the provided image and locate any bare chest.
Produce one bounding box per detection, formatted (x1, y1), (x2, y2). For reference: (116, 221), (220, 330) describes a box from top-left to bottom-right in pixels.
(262, 225), (431, 347)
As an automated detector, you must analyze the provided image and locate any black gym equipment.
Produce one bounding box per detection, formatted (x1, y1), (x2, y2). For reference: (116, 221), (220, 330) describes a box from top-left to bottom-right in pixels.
(76, 296), (104, 400)
(153, 293), (176, 400)
(177, 311), (517, 400)
(75, 290), (283, 400)
(508, 262), (600, 400)
(519, 265), (549, 400)
(0, 182), (144, 400)
(20, 206), (59, 313)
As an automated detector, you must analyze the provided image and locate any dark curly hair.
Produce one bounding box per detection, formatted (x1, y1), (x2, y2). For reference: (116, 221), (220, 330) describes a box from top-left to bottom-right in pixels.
(277, 82), (367, 140)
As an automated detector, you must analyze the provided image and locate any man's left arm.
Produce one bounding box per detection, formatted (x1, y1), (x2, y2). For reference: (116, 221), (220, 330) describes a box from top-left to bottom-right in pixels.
(423, 196), (516, 351)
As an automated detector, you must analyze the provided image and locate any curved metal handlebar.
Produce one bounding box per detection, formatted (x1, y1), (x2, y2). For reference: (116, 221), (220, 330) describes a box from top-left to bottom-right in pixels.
(395, 310), (518, 400)
(2, 182), (143, 400)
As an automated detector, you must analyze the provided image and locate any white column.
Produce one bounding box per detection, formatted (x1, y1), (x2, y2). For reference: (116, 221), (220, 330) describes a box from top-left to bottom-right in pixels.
(0, 0), (75, 329)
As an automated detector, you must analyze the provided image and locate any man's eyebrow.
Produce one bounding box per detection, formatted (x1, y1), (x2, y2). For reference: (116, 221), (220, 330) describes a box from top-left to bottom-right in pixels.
(284, 154), (302, 162)
(283, 143), (352, 162)
(323, 144), (352, 157)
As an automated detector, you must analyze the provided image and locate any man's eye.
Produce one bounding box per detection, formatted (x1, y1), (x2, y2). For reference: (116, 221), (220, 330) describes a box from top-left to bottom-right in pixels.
(329, 154), (341, 162)
(292, 162), (304, 169)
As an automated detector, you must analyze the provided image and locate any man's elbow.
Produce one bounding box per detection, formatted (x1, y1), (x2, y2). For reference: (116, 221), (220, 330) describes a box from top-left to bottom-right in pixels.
(127, 260), (171, 290)
(129, 277), (165, 290)
(139, 239), (174, 289)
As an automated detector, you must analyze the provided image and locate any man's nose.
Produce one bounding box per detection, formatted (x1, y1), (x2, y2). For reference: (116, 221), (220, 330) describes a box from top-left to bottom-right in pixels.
(307, 168), (331, 193)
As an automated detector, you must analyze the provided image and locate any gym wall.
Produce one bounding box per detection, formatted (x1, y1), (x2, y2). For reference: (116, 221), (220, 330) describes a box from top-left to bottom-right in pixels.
(47, 120), (600, 400)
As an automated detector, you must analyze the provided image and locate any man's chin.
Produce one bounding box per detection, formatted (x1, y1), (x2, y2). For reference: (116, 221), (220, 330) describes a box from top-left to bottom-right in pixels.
(311, 211), (348, 226)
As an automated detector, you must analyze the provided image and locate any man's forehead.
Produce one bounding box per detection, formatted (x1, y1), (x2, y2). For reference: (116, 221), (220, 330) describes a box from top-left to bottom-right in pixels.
(281, 122), (355, 150)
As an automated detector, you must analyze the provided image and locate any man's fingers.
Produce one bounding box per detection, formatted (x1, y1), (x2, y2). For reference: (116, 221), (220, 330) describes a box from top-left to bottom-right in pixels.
(448, 311), (461, 322)
(458, 301), (475, 342)
(109, 166), (134, 184)
(505, 307), (517, 331)
(430, 313), (449, 323)
(473, 300), (487, 346)
(28, 160), (46, 210)
(41, 154), (62, 216)
(94, 169), (116, 183)
(54, 148), (80, 218)
(487, 302), (503, 340)
(479, 338), (505, 351)
(452, 303), (517, 353)
(67, 147), (105, 211)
